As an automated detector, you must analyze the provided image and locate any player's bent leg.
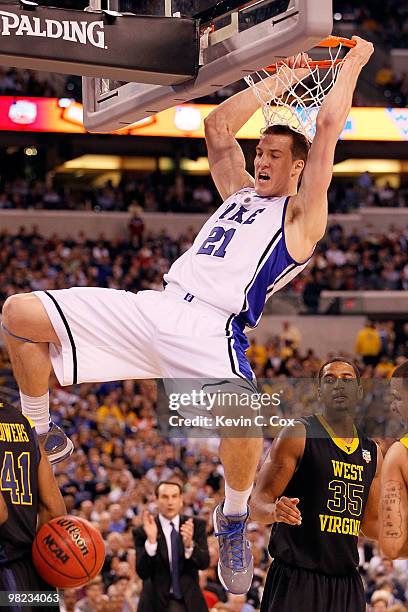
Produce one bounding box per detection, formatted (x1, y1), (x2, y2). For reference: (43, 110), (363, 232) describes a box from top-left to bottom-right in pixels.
(2, 293), (60, 345)
(210, 383), (263, 595)
(219, 436), (263, 491)
(1, 293), (74, 465)
(2, 294), (58, 395)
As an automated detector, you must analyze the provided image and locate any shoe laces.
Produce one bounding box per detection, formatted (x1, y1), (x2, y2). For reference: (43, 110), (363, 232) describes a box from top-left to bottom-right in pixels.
(215, 520), (246, 571)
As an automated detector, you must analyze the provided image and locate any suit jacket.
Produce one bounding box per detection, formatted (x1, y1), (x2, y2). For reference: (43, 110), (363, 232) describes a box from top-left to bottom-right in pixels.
(134, 515), (210, 612)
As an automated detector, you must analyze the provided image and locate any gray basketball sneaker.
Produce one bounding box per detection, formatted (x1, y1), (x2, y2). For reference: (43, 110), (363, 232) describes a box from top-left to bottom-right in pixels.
(38, 422), (74, 465)
(213, 503), (254, 595)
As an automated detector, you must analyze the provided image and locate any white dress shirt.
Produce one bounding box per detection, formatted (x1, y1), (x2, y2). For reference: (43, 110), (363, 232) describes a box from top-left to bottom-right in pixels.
(144, 514), (194, 561)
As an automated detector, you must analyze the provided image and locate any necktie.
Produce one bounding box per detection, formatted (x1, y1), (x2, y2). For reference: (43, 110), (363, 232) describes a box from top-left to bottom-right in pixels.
(170, 521), (182, 600)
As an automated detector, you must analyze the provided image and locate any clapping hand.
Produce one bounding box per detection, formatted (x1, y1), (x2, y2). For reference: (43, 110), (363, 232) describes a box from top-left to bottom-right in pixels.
(180, 518), (194, 548)
(143, 510), (158, 544)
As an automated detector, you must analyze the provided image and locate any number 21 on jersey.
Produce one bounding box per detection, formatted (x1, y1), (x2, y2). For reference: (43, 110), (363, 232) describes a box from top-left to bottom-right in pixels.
(197, 227), (236, 258)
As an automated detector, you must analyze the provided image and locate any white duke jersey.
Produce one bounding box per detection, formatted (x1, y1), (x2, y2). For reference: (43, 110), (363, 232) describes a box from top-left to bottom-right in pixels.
(163, 188), (311, 329)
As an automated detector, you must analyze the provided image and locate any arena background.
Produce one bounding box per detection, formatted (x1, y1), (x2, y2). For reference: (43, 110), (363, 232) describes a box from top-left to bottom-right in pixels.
(0, 0), (407, 610)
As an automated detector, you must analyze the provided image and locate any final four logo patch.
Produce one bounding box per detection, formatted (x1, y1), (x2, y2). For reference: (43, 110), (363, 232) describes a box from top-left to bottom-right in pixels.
(362, 449), (372, 463)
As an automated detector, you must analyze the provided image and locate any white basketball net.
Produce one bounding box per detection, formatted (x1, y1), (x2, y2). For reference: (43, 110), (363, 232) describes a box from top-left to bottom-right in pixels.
(245, 42), (346, 142)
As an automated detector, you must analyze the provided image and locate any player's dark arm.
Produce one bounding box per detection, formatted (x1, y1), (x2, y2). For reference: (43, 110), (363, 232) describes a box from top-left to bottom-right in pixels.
(0, 491), (8, 524)
(250, 422), (305, 524)
(187, 518), (210, 570)
(360, 443), (383, 541)
(37, 444), (66, 527)
(285, 37), (374, 262)
(204, 58), (310, 200)
(379, 442), (408, 559)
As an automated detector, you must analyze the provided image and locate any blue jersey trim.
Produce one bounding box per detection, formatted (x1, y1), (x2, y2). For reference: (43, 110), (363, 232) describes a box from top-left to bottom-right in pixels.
(225, 316), (256, 388)
(44, 291), (78, 385)
(234, 197), (315, 329)
(240, 228), (282, 315)
(266, 263), (297, 297)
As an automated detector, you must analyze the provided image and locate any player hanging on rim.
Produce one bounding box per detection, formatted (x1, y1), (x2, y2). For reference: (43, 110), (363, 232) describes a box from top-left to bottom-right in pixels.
(1, 37), (373, 595)
(379, 360), (408, 559)
(251, 359), (382, 612)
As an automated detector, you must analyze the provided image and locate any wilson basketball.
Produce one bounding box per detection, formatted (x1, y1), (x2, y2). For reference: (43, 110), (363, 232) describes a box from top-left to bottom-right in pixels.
(32, 516), (105, 588)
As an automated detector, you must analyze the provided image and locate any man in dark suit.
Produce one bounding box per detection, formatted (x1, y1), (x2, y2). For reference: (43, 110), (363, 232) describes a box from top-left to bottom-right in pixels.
(134, 480), (210, 612)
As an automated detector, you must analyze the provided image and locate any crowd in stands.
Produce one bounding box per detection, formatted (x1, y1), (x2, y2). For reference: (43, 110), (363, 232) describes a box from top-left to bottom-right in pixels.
(0, 175), (218, 214)
(334, 0), (408, 49)
(0, 214), (407, 319)
(0, 172), (407, 214)
(0, 68), (61, 98)
(375, 65), (408, 108)
(328, 175), (408, 213)
(299, 221), (408, 311)
(333, 0), (408, 106)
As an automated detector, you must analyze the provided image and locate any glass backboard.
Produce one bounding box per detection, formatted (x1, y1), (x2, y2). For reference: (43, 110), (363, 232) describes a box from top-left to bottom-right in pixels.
(83, 0), (333, 132)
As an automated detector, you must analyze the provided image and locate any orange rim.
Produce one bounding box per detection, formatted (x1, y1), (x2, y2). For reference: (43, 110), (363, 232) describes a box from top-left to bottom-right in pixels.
(317, 35), (356, 49)
(264, 36), (355, 73)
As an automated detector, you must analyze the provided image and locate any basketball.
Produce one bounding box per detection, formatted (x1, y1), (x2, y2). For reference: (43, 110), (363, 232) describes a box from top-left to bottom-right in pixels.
(32, 516), (105, 588)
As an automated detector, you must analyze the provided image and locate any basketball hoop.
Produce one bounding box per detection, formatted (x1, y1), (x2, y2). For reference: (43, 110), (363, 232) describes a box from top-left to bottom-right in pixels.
(244, 36), (356, 142)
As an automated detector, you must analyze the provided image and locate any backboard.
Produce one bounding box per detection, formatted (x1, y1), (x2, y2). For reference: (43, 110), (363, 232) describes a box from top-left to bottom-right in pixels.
(83, 0), (333, 132)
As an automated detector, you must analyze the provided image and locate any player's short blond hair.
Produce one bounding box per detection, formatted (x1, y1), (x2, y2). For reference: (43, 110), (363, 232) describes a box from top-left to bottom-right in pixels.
(261, 124), (310, 164)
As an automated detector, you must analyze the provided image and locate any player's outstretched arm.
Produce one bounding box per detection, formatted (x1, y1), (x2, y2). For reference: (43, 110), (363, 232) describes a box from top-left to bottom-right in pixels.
(37, 444), (66, 527)
(286, 37), (374, 262)
(0, 491), (8, 525)
(204, 57), (310, 200)
(360, 443), (383, 540)
(379, 442), (408, 559)
(250, 422), (305, 524)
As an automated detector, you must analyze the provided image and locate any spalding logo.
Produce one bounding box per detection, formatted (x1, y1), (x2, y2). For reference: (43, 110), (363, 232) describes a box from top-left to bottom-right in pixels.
(56, 518), (89, 557)
(0, 11), (106, 49)
(42, 534), (70, 565)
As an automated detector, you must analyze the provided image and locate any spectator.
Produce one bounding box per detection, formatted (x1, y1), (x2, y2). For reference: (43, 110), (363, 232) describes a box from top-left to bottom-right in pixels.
(59, 589), (77, 612)
(302, 270), (324, 314)
(74, 577), (105, 611)
(280, 320), (302, 349)
(370, 589), (392, 611)
(109, 504), (127, 533)
(129, 204), (145, 247)
(355, 321), (382, 366)
(192, 184), (213, 209)
(246, 338), (267, 369)
(134, 481), (210, 612)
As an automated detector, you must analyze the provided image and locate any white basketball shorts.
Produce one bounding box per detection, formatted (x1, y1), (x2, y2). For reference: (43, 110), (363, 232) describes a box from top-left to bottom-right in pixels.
(34, 285), (255, 387)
